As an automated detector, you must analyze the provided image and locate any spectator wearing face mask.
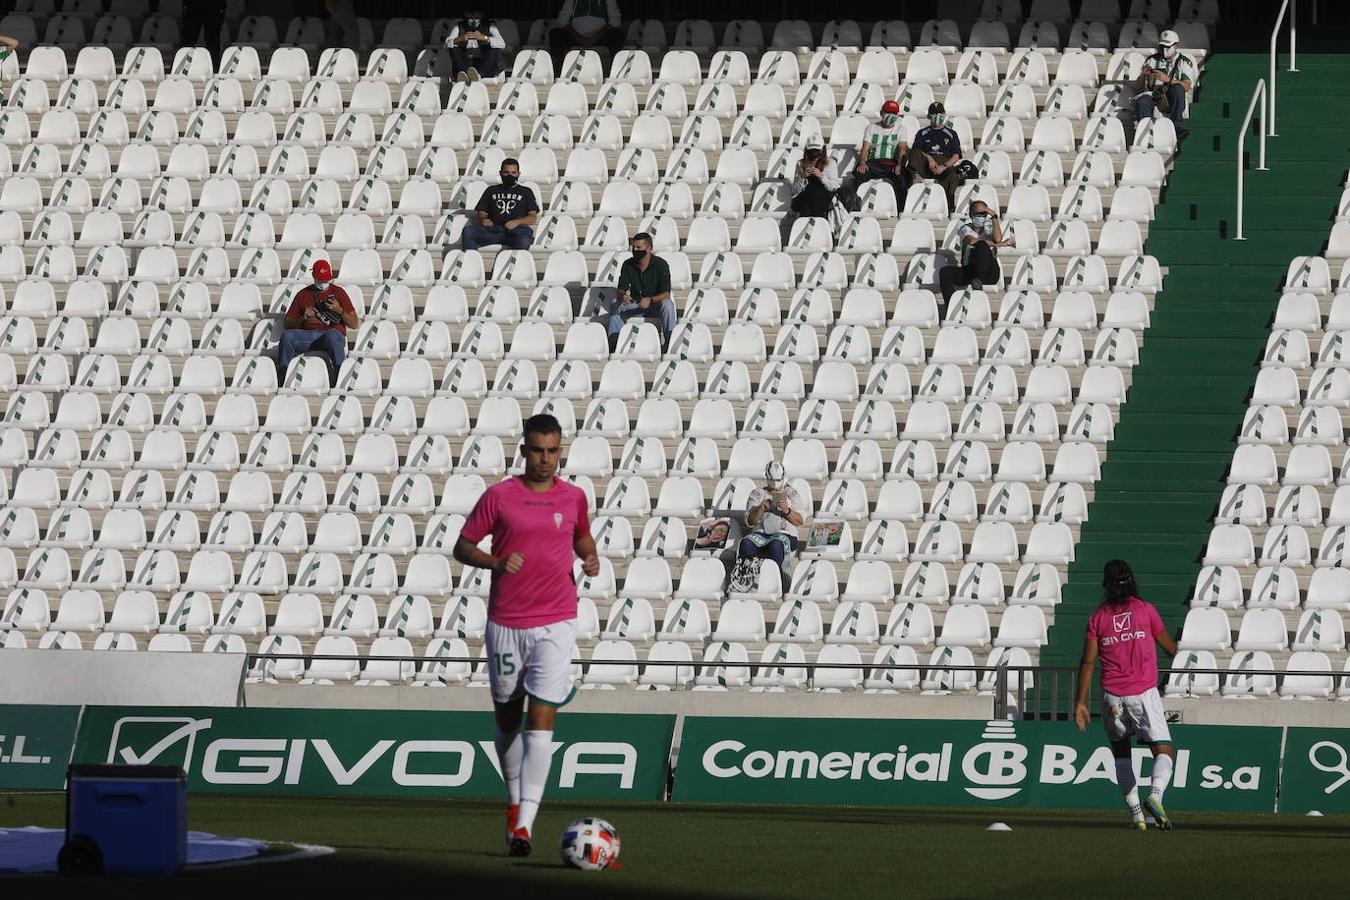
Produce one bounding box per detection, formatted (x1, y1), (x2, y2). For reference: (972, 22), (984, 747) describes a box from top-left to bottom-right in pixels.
(277, 259), (358, 387)
(853, 100), (910, 205)
(608, 233), (675, 353)
(1134, 29), (1196, 140)
(548, 0), (623, 76)
(938, 200), (1012, 303)
(461, 159), (539, 251)
(791, 143), (842, 219)
(907, 101), (964, 210)
(446, 7), (506, 83)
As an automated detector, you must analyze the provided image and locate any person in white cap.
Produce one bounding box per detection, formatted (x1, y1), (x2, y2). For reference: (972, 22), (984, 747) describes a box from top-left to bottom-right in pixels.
(1134, 29), (1197, 139)
(739, 461), (805, 589)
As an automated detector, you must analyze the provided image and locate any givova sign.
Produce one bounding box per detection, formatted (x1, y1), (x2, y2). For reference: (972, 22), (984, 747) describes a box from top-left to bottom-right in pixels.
(73, 707), (674, 800)
(674, 718), (1282, 812)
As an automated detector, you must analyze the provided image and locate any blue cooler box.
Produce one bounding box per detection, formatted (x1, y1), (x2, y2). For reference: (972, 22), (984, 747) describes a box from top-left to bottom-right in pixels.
(65, 764), (187, 876)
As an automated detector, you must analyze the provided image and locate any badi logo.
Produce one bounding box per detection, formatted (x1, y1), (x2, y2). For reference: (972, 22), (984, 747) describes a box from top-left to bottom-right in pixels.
(961, 721), (1028, 801)
(0, 734), (54, 767)
(108, 716), (214, 772)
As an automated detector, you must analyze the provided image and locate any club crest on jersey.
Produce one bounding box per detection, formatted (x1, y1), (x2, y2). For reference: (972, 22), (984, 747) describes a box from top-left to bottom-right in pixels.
(1112, 611), (1132, 632)
(554, 512), (563, 529)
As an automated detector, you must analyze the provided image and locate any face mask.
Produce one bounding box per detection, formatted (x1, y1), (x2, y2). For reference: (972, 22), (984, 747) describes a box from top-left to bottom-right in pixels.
(467, 18), (480, 28)
(930, 115), (947, 129)
(631, 248), (647, 260)
(315, 280), (331, 292)
(881, 113), (897, 127)
(1163, 46), (1177, 60)
(971, 215), (989, 228)
(501, 174), (518, 186)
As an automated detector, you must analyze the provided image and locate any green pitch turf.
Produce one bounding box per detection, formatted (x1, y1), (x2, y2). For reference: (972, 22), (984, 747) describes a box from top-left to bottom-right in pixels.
(4, 793), (1347, 899)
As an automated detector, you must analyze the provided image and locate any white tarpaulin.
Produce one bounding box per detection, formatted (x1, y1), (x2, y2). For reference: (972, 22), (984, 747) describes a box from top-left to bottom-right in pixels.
(0, 650), (244, 707)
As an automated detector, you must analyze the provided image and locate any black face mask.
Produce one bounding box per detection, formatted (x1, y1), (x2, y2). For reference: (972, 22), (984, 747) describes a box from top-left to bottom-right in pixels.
(501, 174), (518, 186)
(631, 248), (647, 260)
(467, 17), (480, 28)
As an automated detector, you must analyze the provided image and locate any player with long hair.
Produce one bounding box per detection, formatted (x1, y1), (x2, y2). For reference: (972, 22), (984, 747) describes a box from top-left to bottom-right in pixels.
(1074, 559), (1179, 829)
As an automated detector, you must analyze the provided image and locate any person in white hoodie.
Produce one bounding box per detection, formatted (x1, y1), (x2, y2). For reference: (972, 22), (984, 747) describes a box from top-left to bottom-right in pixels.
(791, 142), (842, 219)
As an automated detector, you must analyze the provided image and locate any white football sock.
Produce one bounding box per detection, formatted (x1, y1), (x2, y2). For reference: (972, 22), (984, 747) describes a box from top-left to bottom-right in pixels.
(515, 729), (554, 834)
(1150, 752), (1174, 803)
(493, 724), (523, 806)
(1115, 757), (1143, 822)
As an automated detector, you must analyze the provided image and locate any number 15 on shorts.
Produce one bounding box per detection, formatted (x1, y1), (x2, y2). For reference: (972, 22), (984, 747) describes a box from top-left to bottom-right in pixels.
(494, 652), (516, 675)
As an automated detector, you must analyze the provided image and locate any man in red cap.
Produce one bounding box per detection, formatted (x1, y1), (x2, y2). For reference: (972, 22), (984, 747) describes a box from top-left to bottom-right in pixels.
(277, 259), (358, 387)
(852, 99), (909, 205)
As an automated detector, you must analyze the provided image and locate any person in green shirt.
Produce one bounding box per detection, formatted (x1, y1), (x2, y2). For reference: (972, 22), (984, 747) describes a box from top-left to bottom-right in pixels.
(0, 35), (20, 106)
(608, 232), (675, 353)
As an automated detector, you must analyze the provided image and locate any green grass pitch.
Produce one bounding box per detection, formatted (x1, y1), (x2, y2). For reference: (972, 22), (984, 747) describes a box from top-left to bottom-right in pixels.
(4, 793), (1347, 898)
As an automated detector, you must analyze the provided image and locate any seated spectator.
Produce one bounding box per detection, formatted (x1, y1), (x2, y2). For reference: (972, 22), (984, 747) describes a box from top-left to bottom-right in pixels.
(323, 0), (360, 51)
(446, 7), (506, 83)
(0, 36), (19, 102)
(548, 0), (623, 75)
(791, 143), (841, 220)
(907, 101), (964, 210)
(607, 232), (675, 353)
(461, 159), (539, 251)
(181, 1), (224, 68)
(938, 201), (1011, 304)
(277, 260), (358, 387)
(1134, 29), (1196, 140)
(738, 461), (804, 592)
(852, 100), (909, 205)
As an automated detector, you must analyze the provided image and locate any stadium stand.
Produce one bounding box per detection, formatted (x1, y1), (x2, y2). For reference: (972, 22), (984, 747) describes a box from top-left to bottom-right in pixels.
(0, 5), (1217, 696)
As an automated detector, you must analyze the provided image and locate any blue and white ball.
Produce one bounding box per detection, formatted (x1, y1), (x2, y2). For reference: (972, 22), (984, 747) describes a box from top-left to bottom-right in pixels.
(560, 817), (621, 870)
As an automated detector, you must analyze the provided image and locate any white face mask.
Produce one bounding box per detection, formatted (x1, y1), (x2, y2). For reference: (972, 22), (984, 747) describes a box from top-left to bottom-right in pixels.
(881, 113), (897, 127)
(315, 280), (331, 292)
(930, 115), (947, 129)
(971, 214), (989, 228)
(1163, 45), (1178, 60)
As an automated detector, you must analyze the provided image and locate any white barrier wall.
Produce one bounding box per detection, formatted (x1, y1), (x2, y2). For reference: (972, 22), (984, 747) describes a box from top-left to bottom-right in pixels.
(0, 650), (245, 707)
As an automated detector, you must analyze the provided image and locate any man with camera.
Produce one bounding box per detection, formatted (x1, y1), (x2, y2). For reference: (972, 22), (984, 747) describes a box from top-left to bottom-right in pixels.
(277, 259), (358, 388)
(738, 461), (805, 593)
(1134, 29), (1196, 140)
(791, 142), (842, 220)
(938, 200), (1011, 304)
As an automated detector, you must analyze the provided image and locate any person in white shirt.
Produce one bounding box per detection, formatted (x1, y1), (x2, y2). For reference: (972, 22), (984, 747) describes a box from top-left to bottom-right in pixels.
(548, 0), (622, 75)
(739, 461), (805, 592)
(938, 200), (1012, 303)
(853, 99), (910, 206)
(1134, 29), (1198, 139)
(446, 8), (507, 82)
(791, 143), (842, 219)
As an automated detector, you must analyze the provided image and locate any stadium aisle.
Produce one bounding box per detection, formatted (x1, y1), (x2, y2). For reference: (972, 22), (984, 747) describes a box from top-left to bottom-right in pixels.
(1044, 29), (1350, 667)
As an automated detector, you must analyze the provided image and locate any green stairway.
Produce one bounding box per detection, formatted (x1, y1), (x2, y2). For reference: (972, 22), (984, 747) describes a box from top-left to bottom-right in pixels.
(1041, 33), (1350, 667)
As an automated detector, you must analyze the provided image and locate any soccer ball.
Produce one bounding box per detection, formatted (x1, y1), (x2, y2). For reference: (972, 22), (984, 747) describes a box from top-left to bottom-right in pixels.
(559, 817), (621, 870)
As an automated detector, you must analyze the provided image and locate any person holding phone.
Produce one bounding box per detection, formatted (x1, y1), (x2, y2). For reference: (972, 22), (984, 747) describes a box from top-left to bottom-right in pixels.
(276, 259), (358, 388)
(791, 142), (842, 220)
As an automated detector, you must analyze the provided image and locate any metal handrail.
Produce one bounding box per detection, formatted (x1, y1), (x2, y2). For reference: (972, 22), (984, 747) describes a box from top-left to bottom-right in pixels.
(1235, 79), (1268, 242)
(1269, 0), (1299, 137)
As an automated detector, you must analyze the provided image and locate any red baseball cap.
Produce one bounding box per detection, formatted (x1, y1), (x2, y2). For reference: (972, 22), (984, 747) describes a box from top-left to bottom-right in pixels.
(313, 259), (333, 282)
(882, 100), (900, 116)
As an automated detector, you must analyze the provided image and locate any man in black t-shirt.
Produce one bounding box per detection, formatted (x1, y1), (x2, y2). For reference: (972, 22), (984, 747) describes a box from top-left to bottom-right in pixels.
(462, 159), (539, 251)
(906, 101), (965, 210)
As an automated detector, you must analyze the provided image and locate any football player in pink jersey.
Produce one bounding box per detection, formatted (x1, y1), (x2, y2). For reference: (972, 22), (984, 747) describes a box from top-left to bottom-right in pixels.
(454, 414), (601, 856)
(1074, 559), (1179, 829)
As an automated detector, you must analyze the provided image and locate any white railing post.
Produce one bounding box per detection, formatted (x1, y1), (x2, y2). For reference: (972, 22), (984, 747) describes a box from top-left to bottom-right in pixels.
(1269, 0), (1297, 136)
(1236, 79), (1268, 242)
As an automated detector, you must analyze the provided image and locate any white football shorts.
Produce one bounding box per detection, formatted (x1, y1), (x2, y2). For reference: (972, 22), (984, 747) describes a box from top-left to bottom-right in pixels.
(1102, 687), (1172, 745)
(484, 618), (577, 707)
